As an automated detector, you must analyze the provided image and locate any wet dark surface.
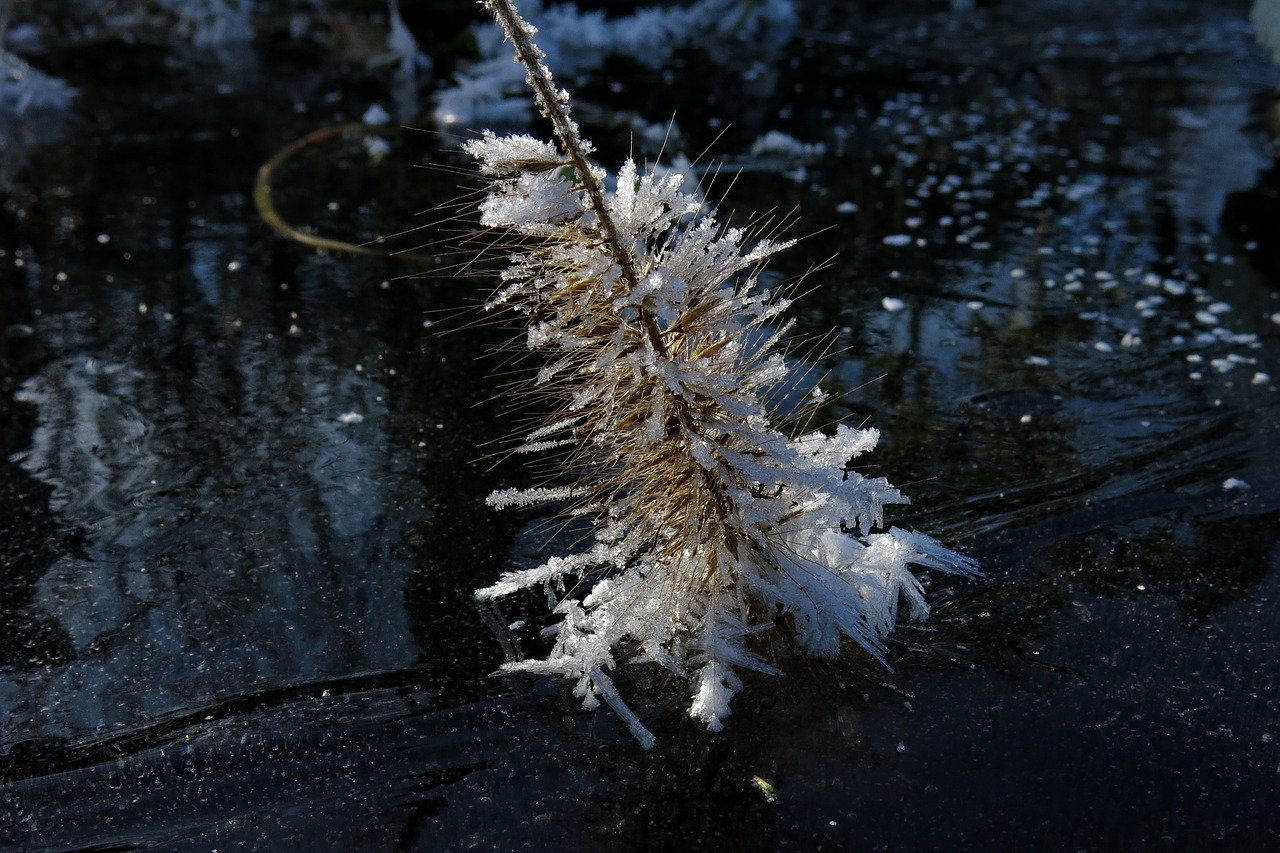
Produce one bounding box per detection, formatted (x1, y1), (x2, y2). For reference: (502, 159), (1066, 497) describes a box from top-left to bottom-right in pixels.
(2, 1), (1279, 850)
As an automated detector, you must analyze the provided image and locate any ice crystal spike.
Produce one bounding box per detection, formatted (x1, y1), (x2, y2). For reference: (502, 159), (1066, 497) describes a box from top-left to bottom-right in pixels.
(469, 0), (978, 747)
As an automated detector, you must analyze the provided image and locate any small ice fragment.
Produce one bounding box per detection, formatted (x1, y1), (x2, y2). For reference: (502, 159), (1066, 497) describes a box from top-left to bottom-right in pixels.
(749, 130), (825, 158)
(1019, 414), (1032, 424)
(1093, 341), (1113, 353)
(1252, 372), (1271, 385)
(881, 296), (906, 312)
(1270, 312), (1280, 326)
(1222, 478), (1250, 491)
(883, 234), (912, 247)
(365, 136), (391, 159)
(226, 260), (242, 272)
(896, 741), (906, 753)
(1195, 310), (1218, 325)
(1025, 355), (1050, 366)
(836, 200), (859, 214)
(1173, 109), (1209, 130)
(363, 103), (391, 125)
(337, 411), (365, 424)
(966, 301), (984, 310)
(1207, 301), (1231, 314)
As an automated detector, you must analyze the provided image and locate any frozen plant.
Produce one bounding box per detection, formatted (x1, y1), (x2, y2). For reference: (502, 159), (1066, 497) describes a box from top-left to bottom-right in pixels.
(469, 0), (977, 747)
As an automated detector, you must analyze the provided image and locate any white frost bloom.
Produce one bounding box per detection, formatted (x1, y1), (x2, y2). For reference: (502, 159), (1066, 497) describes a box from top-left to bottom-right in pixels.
(468, 0), (977, 747)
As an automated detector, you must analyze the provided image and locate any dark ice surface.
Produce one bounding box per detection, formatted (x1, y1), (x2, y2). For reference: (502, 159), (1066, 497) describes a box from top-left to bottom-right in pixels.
(2, 1), (1278, 850)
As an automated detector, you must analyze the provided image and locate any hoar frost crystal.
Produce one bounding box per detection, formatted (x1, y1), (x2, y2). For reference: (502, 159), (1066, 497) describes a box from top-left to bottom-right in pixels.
(469, 0), (977, 748)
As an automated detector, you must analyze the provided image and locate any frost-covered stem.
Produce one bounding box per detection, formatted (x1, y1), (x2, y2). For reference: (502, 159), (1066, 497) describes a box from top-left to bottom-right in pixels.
(466, 0), (978, 744)
(481, 0), (669, 358)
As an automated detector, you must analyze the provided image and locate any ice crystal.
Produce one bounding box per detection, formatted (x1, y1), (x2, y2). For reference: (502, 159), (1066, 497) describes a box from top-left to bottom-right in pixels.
(469, 0), (977, 746)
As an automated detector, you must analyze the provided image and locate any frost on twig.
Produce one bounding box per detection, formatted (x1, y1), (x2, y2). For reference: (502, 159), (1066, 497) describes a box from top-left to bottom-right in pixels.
(468, 0), (978, 747)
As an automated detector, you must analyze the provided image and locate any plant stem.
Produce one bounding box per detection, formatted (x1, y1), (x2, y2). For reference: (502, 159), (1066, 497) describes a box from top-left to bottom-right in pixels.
(253, 122), (435, 264)
(481, 0), (670, 359)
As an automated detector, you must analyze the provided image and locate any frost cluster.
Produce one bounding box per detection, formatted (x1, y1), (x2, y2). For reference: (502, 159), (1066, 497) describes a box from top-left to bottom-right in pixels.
(466, 124), (977, 745)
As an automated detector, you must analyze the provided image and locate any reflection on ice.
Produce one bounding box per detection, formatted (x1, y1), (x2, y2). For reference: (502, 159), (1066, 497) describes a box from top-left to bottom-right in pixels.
(4, 333), (419, 748)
